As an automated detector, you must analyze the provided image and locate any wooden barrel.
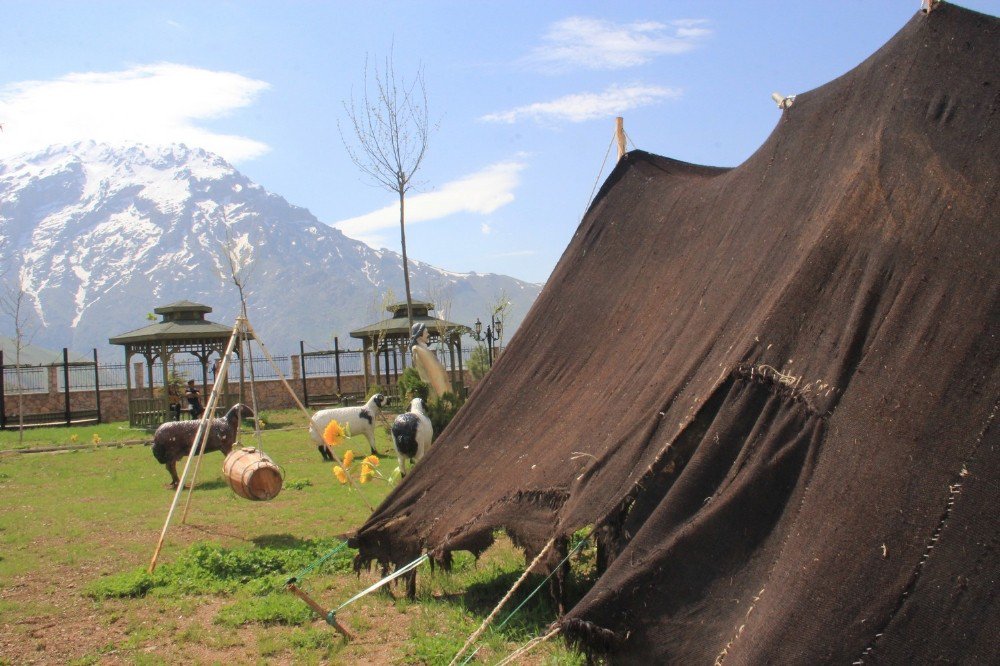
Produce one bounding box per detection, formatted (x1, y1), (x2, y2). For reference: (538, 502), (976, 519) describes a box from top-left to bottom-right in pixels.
(223, 447), (283, 501)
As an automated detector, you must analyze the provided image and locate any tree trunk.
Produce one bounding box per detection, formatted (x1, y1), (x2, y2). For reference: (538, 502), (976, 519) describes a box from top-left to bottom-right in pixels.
(399, 187), (414, 361)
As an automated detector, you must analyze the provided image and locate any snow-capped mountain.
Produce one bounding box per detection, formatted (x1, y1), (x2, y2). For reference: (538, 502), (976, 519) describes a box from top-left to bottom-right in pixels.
(0, 142), (542, 356)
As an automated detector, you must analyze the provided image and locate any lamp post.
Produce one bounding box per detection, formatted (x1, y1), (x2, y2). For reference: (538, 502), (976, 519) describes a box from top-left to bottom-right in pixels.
(472, 314), (503, 367)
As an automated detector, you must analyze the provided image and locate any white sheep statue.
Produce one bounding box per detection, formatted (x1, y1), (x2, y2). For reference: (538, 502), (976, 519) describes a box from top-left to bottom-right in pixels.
(390, 397), (433, 477)
(309, 393), (386, 461)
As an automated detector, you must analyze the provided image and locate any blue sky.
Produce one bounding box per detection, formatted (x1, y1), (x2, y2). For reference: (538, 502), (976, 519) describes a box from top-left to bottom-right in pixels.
(2, 1), (995, 284)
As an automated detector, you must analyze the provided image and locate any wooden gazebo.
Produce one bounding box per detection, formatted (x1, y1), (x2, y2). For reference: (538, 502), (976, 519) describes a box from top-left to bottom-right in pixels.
(109, 300), (244, 428)
(350, 301), (467, 396)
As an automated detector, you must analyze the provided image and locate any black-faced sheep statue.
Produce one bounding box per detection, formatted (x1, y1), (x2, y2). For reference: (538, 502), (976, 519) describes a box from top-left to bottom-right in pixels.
(390, 397), (432, 477)
(151, 403), (255, 488)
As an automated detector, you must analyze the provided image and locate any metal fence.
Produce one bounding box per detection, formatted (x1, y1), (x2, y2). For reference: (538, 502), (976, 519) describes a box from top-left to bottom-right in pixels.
(2, 365), (48, 394)
(3, 344), (493, 396)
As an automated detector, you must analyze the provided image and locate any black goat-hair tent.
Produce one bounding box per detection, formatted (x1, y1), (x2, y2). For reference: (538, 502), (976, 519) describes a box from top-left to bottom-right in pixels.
(351, 4), (998, 662)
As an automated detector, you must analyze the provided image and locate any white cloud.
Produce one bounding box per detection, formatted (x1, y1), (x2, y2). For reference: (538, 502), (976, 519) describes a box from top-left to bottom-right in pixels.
(0, 63), (270, 161)
(481, 83), (681, 124)
(333, 160), (526, 245)
(528, 17), (711, 71)
(481, 222), (493, 235)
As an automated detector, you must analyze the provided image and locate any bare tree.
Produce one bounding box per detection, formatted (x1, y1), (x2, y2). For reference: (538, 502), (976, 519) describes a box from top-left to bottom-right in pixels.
(340, 48), (433, 337)
(423, 278), (454, 352)
(216, 207), (258, 405)
(217, 208), (257, 320)
(491, 289), (512, 351)
(1, 249), (37, 445)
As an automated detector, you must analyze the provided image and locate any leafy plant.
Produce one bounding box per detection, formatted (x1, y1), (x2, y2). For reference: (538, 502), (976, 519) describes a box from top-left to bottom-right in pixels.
(86, 539), (355, 600)
(215, 592), (313, 627)
(397, 367), (429, 401)
(467, 345), (491, 381)
(425, 392), (464, 439)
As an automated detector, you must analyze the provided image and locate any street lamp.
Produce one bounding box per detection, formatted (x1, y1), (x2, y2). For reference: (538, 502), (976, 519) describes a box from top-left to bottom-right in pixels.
(471, 314), (502, 367)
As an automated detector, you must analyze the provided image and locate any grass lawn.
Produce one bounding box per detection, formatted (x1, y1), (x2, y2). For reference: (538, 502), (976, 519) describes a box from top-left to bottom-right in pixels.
(0, 410), (589, 665)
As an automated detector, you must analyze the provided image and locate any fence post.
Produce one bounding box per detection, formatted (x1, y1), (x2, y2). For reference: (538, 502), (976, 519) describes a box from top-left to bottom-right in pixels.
(383, 346), (391, 386)
(93, 349), (102, 423)
(0, 350), (5, 430)
(63, 348), (71, 426)
(299, 341), (309, 407)
(334, 337), (342, 394)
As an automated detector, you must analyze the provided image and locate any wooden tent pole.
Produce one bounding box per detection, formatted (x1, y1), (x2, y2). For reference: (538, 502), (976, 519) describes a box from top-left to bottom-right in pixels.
(615, 116), (626, 160)
(179, 319), (244, 524)
(243, 319), (311, 419)
(148, 318), (243, 573)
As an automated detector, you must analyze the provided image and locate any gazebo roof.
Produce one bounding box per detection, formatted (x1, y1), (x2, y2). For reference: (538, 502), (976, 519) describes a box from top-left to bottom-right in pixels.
(349, 301), (467, 341)
(109, 300), (237, 346)
(153, 300), (212, 315)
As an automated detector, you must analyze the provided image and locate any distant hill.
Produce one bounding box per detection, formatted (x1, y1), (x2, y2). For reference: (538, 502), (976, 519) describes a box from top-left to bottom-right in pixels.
(0, 142), (542, 357)
(0, 336), (89, 365)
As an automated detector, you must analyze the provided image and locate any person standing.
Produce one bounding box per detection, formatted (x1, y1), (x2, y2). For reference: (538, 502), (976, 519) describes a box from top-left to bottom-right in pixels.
(185, 379), (204, 420)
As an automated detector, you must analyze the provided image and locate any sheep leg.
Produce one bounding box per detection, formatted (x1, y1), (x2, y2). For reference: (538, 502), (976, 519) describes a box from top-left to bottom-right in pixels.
(365, 431), (379, 456)
(398, 454), (408, 478)
(403, 569), (417, 600)
(318, 443), (333, 461)
(166, 460), (180, 489)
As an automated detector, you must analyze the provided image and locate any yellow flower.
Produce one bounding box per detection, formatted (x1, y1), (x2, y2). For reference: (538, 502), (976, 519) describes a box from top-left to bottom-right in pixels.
(342, 450), (355, 467)
(360, 462), (372, 476)
(359, 471), (372, 484)
(92, 434), (102, 444)
(365, 455), (379, 467)
(323, 420), (346, 447)
(258, 419), (267, 429)
(332, 466), (348, 484)
(70, 435), (79, 443)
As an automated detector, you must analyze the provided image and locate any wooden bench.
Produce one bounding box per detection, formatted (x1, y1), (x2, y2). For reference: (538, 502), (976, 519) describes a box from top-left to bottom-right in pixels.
(307, 393), (362, 408)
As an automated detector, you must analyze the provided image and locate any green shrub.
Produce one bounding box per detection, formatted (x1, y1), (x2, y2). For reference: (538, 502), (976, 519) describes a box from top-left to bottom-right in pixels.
(468, 345), (491, 381)
(86, 569), (156, 599)
(215, 592), (313, 627)
(397, 367), (430, 401)
(85, 539), (354, 599)
(425, 392), (465, 439)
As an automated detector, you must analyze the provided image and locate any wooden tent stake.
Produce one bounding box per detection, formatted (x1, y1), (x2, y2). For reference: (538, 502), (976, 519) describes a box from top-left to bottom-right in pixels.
(286, 583), (353, 638)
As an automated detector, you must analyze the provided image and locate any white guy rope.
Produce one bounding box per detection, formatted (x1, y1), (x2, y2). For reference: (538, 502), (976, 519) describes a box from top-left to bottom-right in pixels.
(494, 625), (562, 666)
(448, 536), (557, 666)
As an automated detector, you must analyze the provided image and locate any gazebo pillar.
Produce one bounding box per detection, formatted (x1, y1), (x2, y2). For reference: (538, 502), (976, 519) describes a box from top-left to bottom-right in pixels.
(456, 334), (464, 377)
(448, 338), (457, 387)
(362, 339), (372, 395)
(124, 348), (134, 423)
(143, 351), (156, 400)
(160, 342), (170, 419)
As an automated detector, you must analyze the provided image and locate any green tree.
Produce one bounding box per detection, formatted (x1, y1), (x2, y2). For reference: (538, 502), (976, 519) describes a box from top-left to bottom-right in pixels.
(467, 345), (490, 382)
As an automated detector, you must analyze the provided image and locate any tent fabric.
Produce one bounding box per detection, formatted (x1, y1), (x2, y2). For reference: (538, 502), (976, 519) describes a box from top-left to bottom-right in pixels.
(351, 4), (998, 662)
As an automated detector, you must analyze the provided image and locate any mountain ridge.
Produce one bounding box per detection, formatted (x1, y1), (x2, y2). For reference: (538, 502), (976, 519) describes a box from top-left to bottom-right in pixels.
(0, 141), (541, 357)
